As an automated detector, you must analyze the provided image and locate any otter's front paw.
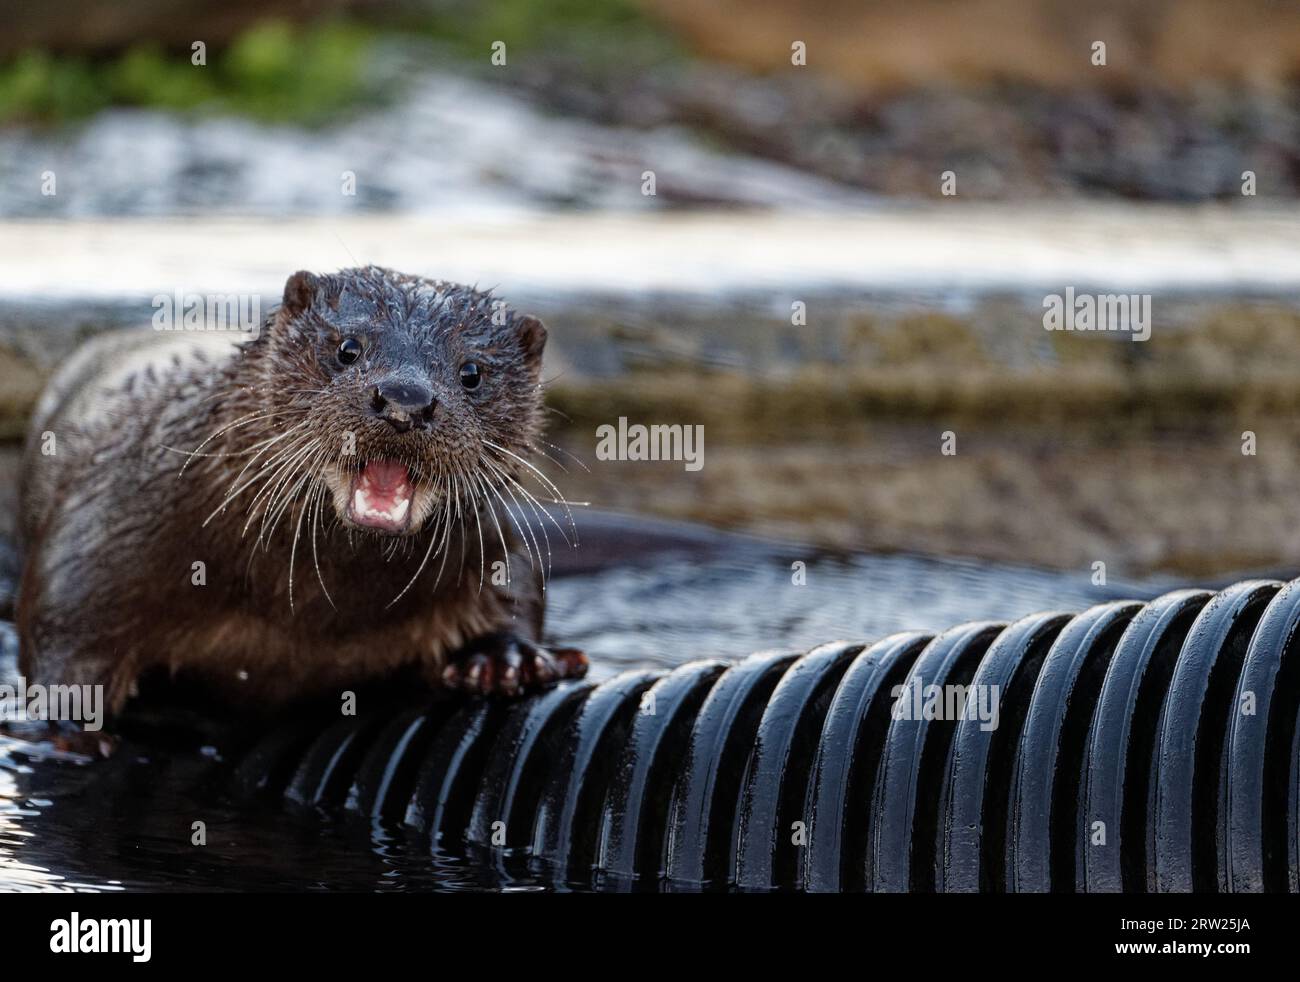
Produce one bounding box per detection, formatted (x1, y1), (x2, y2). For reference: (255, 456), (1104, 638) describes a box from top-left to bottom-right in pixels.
(442, 633), (588, 697)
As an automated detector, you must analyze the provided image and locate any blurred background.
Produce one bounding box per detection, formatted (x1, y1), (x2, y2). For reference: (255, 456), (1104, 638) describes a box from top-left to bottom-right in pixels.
(4, 0), (1300, 582)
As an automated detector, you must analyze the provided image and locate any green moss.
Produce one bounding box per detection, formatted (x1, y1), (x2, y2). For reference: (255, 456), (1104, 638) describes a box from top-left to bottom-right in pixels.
(0, 20), (376, 125)
(0, 3), (679, 126)
(0, 50), (109, 121)
(220, 21), (373, 122)
(106, 45), (219, 111)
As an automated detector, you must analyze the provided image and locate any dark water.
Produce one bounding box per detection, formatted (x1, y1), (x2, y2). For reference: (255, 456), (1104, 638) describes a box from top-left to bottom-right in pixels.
(0, 518), (1164, 893)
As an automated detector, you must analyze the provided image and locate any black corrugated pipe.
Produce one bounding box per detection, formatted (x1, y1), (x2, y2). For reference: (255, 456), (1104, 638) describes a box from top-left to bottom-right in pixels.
(226, 580), (1300, 892)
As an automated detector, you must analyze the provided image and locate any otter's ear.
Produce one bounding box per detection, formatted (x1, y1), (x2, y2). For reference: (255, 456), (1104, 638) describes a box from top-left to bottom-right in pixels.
(281, 271), (319, 318)
(516, 315), (547, 364)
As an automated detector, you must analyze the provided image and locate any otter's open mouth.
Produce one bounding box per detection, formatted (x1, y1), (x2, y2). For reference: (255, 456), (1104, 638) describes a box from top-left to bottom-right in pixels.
(347, 459), (414, 533)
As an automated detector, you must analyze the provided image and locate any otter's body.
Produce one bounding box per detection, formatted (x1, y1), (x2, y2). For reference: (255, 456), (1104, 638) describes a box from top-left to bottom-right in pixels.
(18, 267), (582, 713)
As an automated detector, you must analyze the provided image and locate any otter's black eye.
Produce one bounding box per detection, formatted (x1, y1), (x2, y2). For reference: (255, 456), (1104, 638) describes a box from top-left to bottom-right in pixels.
(337, 337), (362, 366)
(459, 362), (482, 389)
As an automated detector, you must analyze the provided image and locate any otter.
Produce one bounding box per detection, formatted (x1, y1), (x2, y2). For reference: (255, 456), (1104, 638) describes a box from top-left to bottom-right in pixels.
(17, 266), (586, 715)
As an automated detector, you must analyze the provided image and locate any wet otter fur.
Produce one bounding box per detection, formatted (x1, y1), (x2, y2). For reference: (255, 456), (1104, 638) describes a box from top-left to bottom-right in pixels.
(17, 266), (585, 715)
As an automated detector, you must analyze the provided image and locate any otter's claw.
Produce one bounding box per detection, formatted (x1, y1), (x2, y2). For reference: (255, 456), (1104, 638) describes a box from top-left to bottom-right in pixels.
(442, 634), (588, 697)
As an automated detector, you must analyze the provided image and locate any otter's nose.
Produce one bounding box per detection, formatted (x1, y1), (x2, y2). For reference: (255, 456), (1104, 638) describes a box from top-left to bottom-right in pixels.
(372, 380), (435, 432)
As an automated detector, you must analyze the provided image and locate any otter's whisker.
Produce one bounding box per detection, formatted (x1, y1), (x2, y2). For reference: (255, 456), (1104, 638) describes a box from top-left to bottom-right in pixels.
(447, 472), (468, 586)
(456, 475), (471, 582)
(248, 436), (319, 524)
(261, 444), (327, 552)
(473, 472), (513, 588)
(202, 427), (314, 527)
(287, 474), (313, 613)
(164, 410), (300, 466)
(240, 438), (318, 542)
(385, 473), (450, 609)
(489, 461), (547, 572)
(218, 421), (310, 490)
(175, 409), (299, 477)
(485, 457), (573, 551)
(478, 468), (539, 579)
(482, 449), (582, 559)
(202, 436), (309, 528)
(469, 478), (488, 594)
(428, 474), (459, 593)
(482, 439), (578, 539)
(482, 456), (554, 577)
(309, 478), (336, 610)
(530, 437), (590, 475)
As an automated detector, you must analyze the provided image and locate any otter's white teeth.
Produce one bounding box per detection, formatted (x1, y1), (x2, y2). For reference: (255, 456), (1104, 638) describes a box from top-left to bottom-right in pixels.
(351, 487), (411, 526)
(348, 460), (415, 532)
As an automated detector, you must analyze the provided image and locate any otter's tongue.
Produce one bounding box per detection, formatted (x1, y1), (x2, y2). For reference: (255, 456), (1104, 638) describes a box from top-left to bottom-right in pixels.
(350, 460), (413, 532)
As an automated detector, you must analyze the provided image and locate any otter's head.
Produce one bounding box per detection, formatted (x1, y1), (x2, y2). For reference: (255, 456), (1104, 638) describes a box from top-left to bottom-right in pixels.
(258, 266), (547, 537)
